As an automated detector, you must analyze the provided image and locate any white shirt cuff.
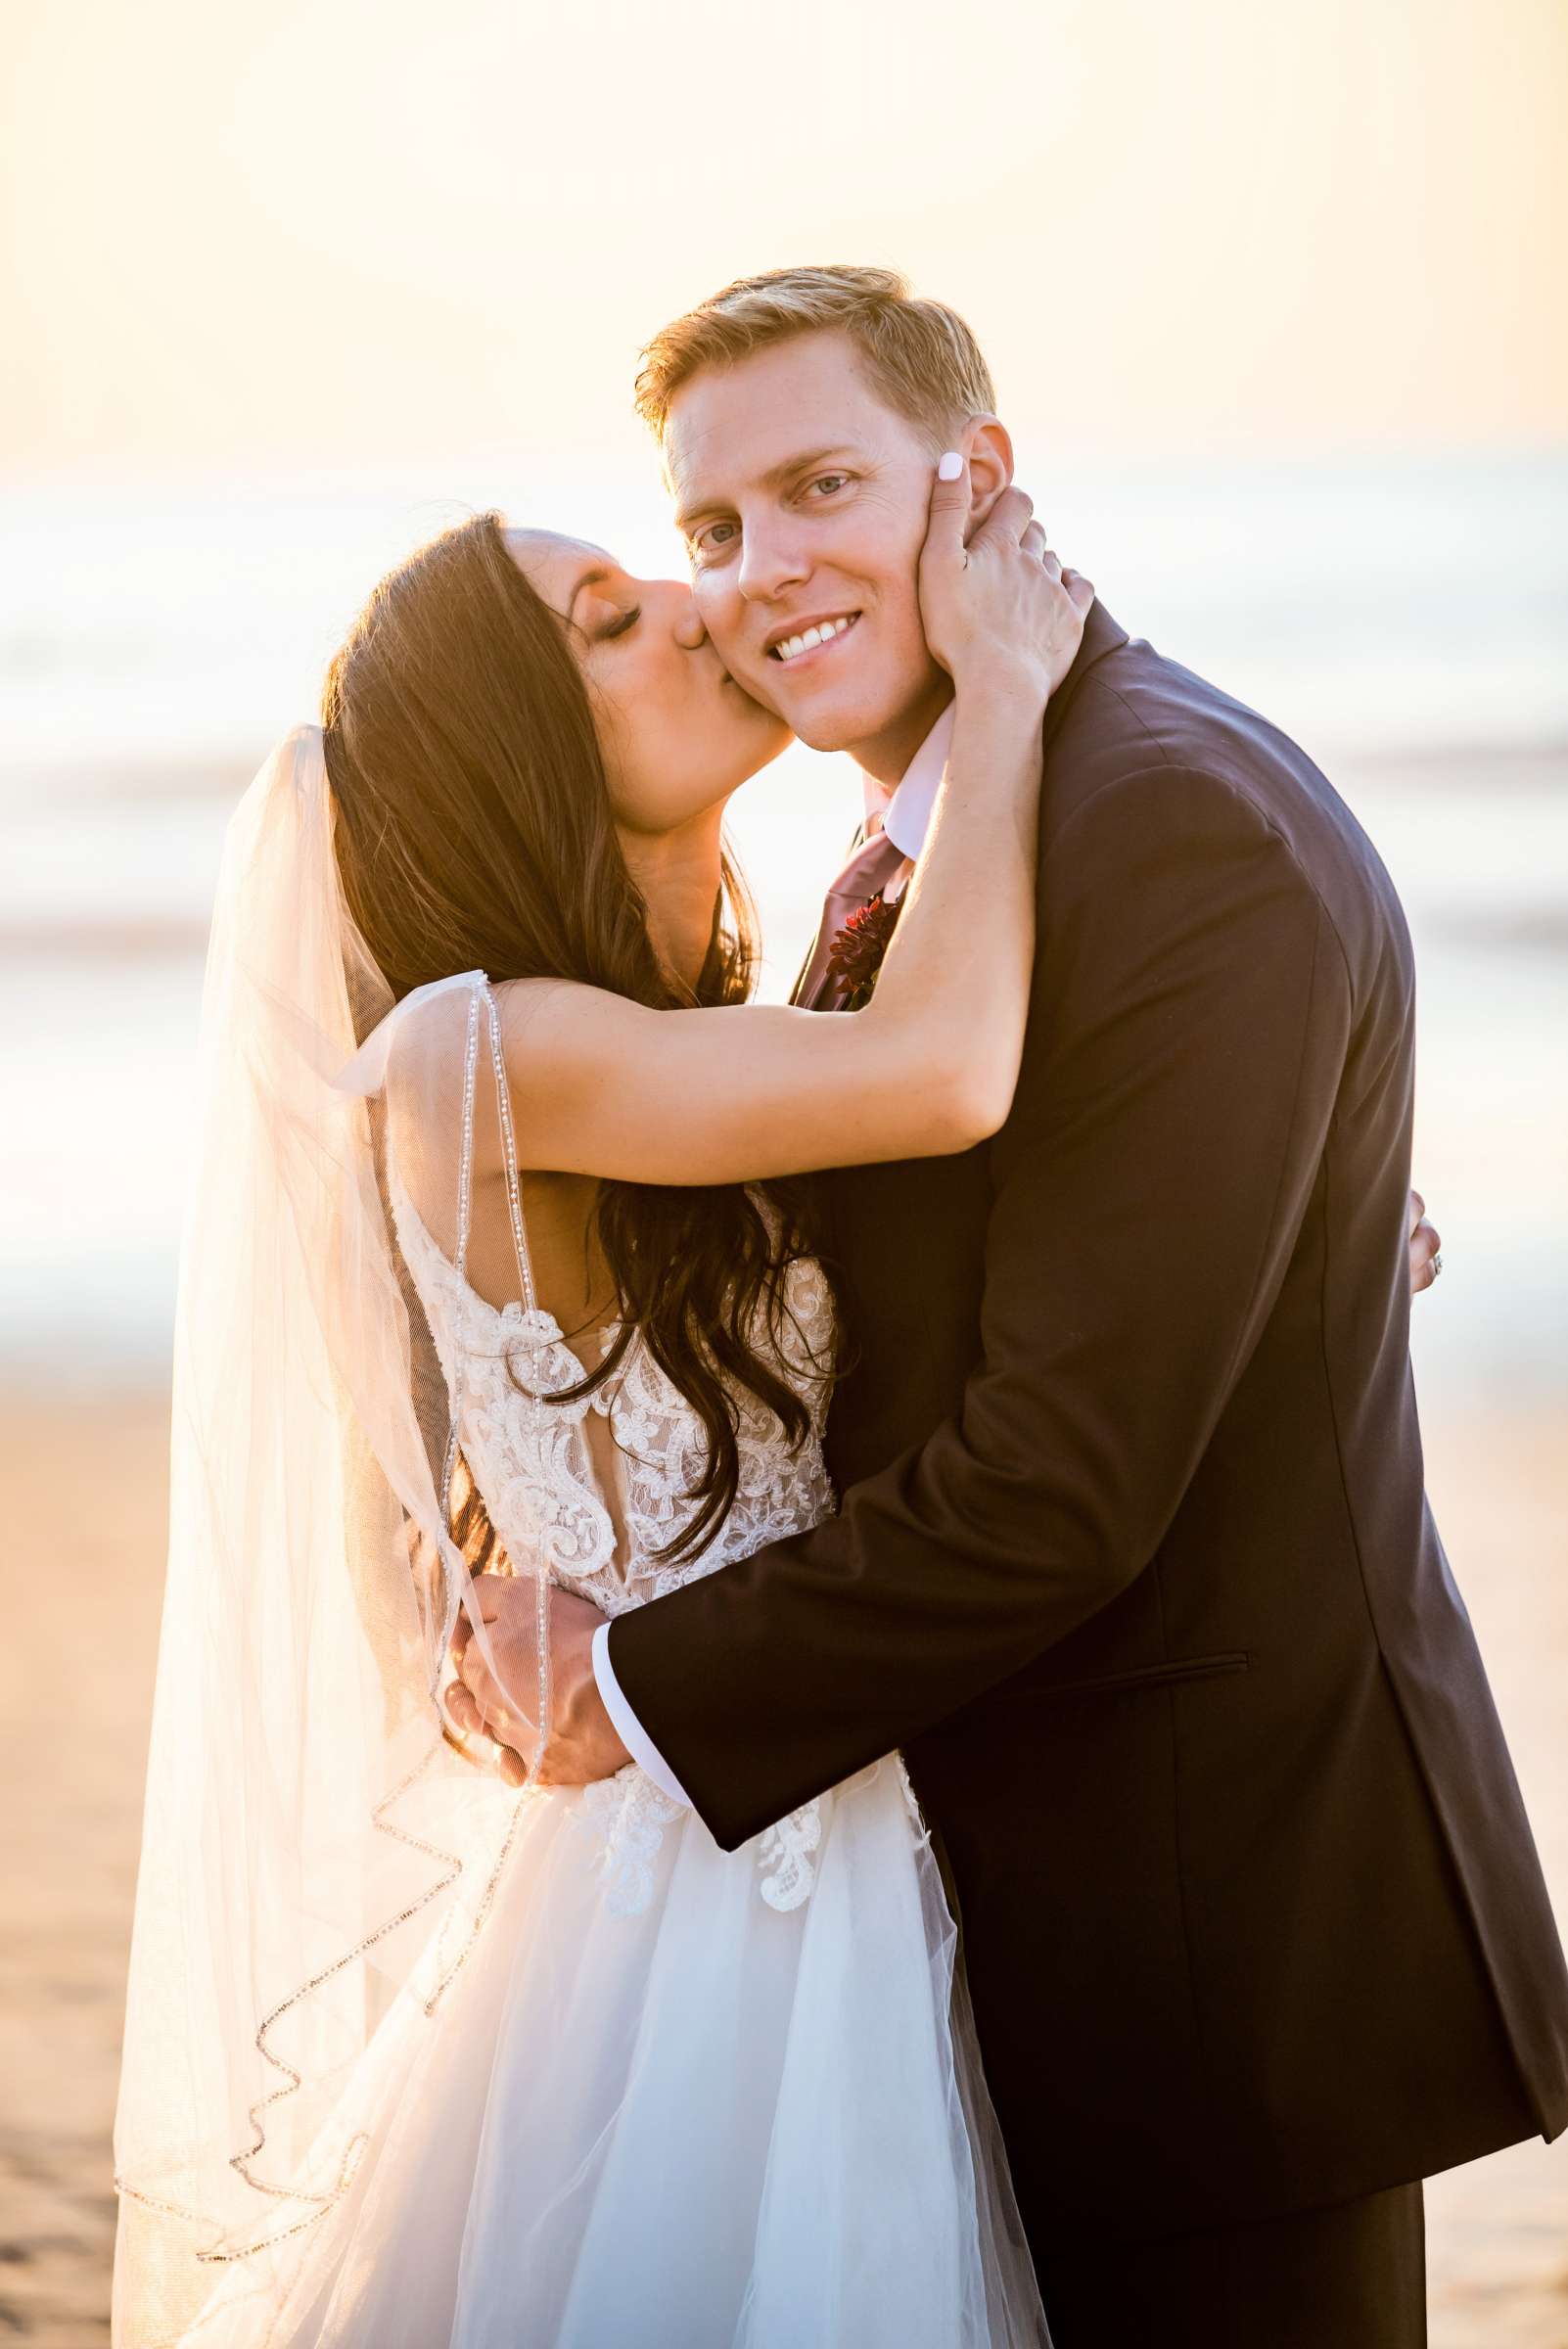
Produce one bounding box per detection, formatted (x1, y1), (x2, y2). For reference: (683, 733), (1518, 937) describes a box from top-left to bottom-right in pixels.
(591, 1620), (692, 1809)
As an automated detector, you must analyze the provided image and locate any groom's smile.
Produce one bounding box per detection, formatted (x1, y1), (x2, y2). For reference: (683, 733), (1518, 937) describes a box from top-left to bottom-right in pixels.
(664, 331), (957, 782)
(765, 610), (862, 668)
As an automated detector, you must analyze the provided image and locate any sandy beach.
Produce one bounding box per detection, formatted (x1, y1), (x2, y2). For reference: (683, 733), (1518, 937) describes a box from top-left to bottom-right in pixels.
(0, 1386), (1563, 2344)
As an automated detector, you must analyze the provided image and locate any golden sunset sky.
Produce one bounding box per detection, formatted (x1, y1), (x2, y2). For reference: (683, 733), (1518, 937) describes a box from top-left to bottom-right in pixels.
(2, 0), (1564, 478)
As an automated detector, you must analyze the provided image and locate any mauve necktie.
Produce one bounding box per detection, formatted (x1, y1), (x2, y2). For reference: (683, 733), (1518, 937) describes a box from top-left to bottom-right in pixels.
(791, 827), (912, 1012)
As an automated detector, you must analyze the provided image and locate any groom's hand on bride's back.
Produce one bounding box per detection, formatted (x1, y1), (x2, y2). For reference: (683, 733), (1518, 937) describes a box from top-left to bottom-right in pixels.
(1407, 1188), (1443, 1295)
(446, 1579), (629, 1788)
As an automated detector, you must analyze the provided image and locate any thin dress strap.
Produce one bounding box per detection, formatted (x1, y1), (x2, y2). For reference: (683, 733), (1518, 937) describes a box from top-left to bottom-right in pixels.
(437, 980), (484, 1544)
(476, 977), (551, 1746)
(480, 981), (538, 1318)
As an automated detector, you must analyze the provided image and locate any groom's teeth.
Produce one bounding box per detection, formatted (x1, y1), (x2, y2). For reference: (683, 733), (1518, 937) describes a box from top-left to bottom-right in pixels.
(773, 615), (857, 664)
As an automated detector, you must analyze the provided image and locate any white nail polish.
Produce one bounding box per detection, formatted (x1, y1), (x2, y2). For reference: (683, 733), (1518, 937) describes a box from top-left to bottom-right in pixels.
(938, 450), (963, 481)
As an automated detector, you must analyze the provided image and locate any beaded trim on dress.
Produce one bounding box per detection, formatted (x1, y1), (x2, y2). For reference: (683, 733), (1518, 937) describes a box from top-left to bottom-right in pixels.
(388, 1142), (839, 1914)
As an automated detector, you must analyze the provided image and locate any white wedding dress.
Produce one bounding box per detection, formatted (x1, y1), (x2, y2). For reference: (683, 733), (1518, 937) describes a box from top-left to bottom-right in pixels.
(188, 1158), (1045, 2348)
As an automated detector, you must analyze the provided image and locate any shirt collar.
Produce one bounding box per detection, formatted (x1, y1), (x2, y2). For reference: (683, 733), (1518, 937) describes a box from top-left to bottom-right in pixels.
(859, 701), (955, 863)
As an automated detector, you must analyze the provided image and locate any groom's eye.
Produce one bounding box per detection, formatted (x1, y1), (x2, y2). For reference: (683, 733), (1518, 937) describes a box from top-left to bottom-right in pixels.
(807, 474), (850, 499)
(694, 522), (739, 557)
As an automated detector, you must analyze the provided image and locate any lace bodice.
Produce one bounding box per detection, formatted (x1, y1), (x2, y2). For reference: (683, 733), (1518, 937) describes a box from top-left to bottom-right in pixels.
(390, 1161), (838, 1911)
(391, 1166), (837, 1612)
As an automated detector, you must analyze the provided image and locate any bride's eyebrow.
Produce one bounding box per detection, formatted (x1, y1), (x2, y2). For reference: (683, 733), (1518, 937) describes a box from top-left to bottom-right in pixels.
(566, 566), (613, 622)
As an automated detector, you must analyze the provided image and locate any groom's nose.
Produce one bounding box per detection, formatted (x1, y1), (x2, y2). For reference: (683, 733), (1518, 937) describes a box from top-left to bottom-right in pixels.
(737, 518), (808, 606)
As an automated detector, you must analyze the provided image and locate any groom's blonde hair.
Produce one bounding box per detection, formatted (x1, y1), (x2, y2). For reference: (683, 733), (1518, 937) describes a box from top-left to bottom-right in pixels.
(634, 264), (996, 447)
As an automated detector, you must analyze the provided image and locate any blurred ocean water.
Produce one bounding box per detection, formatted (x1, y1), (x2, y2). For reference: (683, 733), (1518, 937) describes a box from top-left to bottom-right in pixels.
(2, 450), (1564, 1393)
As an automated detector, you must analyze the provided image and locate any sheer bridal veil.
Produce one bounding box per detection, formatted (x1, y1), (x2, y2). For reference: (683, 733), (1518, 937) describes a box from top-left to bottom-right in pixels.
(113, 729), (551, 2343)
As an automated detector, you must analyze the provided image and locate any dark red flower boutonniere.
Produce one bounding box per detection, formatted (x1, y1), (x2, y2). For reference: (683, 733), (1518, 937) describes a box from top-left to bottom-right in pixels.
(825, 891), (903, 1010)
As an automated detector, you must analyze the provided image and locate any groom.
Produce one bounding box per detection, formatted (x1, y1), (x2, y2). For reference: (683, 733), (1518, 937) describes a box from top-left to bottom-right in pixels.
(473, 268), (1568, 2342)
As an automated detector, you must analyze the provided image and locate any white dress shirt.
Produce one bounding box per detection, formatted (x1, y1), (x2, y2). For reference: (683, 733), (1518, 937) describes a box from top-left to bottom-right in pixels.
(591, 702), (957, 1804)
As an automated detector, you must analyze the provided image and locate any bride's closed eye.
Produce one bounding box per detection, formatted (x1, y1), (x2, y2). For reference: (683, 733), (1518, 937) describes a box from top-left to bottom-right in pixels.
(601, 606), (641, 641)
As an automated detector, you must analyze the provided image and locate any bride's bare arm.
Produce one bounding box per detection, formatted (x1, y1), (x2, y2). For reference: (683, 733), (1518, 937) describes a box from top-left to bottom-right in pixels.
(495, 464), (1093, 1188)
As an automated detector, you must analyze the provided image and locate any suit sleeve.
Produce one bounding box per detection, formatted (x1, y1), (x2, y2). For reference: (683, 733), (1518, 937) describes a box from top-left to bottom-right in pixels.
(608, 764), (1356, 1848)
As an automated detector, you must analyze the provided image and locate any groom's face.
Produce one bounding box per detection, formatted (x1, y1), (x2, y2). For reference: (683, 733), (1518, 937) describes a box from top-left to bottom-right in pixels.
(665, 332), (950, 771)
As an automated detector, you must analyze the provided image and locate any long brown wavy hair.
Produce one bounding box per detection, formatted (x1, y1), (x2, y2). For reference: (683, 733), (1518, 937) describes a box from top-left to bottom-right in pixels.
(322, 512), (826, 1562)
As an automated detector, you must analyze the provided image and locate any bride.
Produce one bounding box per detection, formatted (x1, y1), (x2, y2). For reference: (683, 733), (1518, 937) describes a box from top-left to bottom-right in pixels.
(114, 463), (1089, 2345)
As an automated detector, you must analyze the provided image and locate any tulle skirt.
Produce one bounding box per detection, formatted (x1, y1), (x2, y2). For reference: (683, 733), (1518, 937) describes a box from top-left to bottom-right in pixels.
(185, 1757), (1046, 2347)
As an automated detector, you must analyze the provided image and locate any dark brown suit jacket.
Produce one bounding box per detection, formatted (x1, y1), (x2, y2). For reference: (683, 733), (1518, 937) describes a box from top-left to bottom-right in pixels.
(610, 603), (1568, 2240)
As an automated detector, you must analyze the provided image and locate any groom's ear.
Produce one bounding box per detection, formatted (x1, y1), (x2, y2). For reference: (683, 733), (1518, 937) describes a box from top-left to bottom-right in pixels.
(957, 418), (1015, 540)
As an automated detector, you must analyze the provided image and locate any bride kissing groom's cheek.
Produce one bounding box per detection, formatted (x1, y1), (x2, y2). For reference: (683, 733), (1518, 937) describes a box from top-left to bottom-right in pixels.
(117, 267), (1553, 2349)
